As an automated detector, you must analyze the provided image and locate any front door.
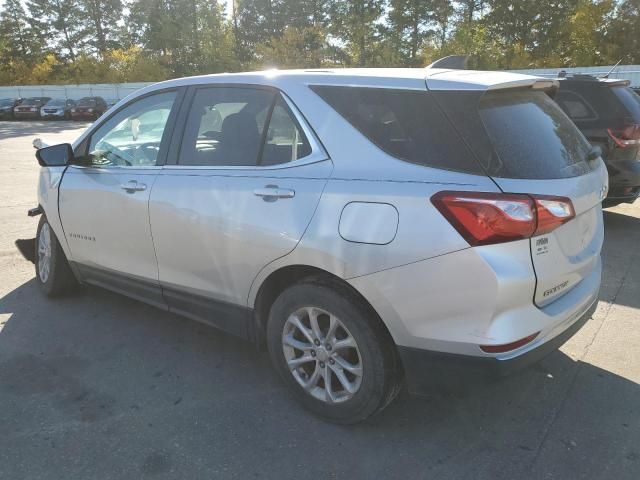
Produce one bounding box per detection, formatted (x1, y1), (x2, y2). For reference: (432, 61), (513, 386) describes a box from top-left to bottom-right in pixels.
(149, 86), (331, 336)
(59, 90), (181, 305)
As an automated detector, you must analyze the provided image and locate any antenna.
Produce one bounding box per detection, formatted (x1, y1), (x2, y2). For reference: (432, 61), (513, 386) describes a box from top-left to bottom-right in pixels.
(426, 55), (469, 70)
(602, 57), (625, 78)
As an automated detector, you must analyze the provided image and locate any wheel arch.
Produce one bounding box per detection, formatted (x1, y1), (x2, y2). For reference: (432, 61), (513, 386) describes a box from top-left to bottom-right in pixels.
(251, 264), (397, 352)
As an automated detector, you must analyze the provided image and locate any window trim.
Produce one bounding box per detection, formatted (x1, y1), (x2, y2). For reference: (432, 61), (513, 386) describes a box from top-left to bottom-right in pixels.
(71, 87), (186, 170)
(165, 83), (328, 170)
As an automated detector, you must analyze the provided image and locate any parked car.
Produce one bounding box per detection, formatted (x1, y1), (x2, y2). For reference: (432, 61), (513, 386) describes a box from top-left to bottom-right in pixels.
(40, 98), (76, 120)
(27, 69), (606, 423)
(553, 74), (640, 207)
(0, 97), (22, 119)
(70, 96), (108, 120)
(13, 97), (51, 119)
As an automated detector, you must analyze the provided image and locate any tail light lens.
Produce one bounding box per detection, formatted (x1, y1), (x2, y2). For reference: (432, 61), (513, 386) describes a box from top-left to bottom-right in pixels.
(607, 124), (640, 148)
(535, 197), (575, 235)
(431, 191), (575, 246)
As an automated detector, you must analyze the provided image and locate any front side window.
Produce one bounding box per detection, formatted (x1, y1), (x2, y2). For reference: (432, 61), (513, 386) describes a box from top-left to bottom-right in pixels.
(179, 87), (312, 167)
(86, 91), (177, 167)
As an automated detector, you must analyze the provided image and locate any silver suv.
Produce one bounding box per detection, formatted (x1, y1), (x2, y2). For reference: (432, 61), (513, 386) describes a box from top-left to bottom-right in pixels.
(31, 69), (607, 424)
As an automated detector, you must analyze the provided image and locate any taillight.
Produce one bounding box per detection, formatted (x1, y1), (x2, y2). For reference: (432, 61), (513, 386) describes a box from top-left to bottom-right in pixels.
(607, 124), (640, 148)
(534, 197), (575, 235)
(431, 191), (575, 246)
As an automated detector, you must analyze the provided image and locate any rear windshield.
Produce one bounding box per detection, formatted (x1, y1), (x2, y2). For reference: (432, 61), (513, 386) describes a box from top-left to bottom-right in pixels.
(611, 86), (640, 123)
(478, 90), (593, 179)
(310, 85), (483, 174)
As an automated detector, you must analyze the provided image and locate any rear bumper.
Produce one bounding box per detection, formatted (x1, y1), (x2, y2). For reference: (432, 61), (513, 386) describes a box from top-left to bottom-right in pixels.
(606, 154), (640, 204)
(603, 186), (640, 206)
(398, 299), (597, 395)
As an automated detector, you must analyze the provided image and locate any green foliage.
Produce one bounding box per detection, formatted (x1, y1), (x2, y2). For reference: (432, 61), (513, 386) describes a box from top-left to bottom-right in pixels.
(0, 0), (637, 86)
(256, 26), (331, 69)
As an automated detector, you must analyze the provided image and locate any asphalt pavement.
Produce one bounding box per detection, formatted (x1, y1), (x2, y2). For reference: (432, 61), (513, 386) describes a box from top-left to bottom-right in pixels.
(0, 121), (639, 479)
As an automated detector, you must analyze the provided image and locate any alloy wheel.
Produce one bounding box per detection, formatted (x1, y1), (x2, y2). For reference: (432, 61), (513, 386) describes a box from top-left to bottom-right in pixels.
(282, 306), (363, 404)
(38, 223), (52, 283)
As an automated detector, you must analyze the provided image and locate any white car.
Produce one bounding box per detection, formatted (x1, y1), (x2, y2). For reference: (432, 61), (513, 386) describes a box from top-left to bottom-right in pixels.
(28, 68), (606, 423)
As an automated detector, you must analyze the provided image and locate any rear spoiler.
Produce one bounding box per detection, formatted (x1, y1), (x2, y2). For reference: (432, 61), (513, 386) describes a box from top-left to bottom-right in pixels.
(602, 79), (631, 88)
(426, 55), (558, 94)
(426, 69), (559, 94)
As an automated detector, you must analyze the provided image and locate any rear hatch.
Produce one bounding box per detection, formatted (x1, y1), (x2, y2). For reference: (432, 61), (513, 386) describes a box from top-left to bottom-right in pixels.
(429, 77), (607, 307)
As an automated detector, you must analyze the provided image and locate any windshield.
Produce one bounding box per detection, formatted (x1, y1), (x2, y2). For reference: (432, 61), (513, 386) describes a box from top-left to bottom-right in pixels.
(479, 90), (593, 179)
(0, 99), (13, 107)
(612, 86), (640, 123)
(46, 99), (66, 107)
(77, 98), (97, 106)
(21, 98), (46, 106)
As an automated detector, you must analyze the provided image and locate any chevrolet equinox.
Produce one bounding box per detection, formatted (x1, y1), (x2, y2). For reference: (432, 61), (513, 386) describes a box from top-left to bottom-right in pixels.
(29, 69), (607, 423)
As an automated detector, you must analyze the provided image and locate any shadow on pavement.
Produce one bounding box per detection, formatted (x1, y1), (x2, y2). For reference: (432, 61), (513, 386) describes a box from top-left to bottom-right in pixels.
(0, 278), (638, 479)
(601, 209), (640, 310)
(0, 120), (90, 140)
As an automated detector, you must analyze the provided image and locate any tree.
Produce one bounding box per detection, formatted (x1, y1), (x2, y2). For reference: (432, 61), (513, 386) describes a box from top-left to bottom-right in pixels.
(129, 0), (235, 77)
(432, 0), (454, 48)
(329, 0), (385, 66)
(257, 25), (330, 68)
(388, 0), (434, 66)
(26, 0), (86, 60)
(608, 0), (640, 64)
(0, 0), (43, 60)
(78, 0), (126, 54)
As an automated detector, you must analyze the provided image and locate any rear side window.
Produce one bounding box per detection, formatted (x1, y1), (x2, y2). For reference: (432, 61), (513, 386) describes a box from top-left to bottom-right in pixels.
(555, 91), (597, 121)
(310, 85), (482, 174)
(478, 90), (593, 179)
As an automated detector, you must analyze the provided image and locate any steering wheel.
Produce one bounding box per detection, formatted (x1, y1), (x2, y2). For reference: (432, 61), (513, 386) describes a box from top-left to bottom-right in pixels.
(95, 141), (133, 166)
(133, 143), (160, 164)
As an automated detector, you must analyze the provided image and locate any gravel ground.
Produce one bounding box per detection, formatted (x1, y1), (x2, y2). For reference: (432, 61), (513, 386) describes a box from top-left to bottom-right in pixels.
(0, 121), (639, 480)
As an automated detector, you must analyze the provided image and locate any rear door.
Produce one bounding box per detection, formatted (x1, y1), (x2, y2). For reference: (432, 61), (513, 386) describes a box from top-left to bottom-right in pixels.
(149, 85), (331, 335)
(433, 87), (608, 307)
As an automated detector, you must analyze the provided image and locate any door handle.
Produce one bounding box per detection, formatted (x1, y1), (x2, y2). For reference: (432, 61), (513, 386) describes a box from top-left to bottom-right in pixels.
(120, 180), (147, 193)
(253, 185), (295, 200)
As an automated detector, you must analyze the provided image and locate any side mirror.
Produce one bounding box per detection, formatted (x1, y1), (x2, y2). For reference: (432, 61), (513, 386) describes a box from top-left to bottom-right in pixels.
(36, 143), (74, 167)
(587, 145), (603, 162)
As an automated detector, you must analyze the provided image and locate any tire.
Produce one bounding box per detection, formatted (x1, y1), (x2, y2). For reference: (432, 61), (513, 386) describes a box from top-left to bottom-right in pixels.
(35, 215), (77, 296)
(267, 277), (402, 424)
